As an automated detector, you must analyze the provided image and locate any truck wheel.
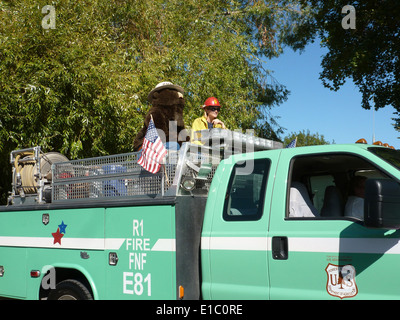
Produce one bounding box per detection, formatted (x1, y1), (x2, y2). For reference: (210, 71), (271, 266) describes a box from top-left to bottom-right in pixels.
(48, 279), (93, 300)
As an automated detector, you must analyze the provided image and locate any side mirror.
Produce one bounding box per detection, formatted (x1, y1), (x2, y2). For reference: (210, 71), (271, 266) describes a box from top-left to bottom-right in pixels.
(364, 179), (400, 229)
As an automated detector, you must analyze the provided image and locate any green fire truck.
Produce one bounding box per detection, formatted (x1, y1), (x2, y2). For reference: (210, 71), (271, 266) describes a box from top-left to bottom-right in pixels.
(1, 129), (400, 300)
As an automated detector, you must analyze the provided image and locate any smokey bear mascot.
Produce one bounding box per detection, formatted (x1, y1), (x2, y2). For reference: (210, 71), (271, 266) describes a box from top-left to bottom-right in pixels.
(133, 81), (188, 151)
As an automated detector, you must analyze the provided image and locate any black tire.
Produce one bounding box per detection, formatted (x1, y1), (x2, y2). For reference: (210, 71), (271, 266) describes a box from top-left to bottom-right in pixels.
(48, 279), (93, 300)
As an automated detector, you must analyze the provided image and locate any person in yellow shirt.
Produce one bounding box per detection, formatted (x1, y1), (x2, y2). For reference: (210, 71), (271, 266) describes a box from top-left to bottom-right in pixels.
(191, 97), (226, 144)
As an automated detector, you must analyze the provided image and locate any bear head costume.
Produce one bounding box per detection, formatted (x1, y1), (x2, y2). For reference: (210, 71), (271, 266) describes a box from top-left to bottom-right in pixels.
(133, 82), (188, 151)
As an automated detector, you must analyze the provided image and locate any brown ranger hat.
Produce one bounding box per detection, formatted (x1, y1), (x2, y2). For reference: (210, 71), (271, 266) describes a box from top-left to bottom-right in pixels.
(147, 81), (184, 102)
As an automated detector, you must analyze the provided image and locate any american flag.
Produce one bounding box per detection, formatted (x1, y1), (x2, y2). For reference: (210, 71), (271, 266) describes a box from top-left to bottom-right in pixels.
(137, 119), (167, 173)
(286, 137), (297, 148)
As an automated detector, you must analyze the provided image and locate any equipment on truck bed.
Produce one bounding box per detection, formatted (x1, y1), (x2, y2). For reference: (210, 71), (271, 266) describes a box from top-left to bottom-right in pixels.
(9, 146), (69, 205)
(7, 129), (282, 206)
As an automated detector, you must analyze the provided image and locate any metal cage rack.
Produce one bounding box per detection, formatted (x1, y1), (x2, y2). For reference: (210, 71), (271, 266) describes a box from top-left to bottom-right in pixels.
(51, 143), (222, 203)
(8, 129), (283, 205)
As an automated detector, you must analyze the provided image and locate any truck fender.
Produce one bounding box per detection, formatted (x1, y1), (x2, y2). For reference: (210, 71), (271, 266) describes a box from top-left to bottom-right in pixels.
(39, 263), (98, 300)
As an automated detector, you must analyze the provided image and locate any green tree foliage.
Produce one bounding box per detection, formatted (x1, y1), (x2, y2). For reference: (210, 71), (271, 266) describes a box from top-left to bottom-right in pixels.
(286, 0), (400, 123)
(0, 0), (310, 203)
(284, 130), (332, 147)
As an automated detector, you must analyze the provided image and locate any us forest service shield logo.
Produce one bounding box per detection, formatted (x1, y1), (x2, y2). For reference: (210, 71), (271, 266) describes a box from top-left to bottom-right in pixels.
(325, 263), (358, 299)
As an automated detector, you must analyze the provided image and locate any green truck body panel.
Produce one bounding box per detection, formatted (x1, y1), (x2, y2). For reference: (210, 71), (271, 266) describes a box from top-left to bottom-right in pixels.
(0, 204), (178, 299)
(2, 141), (400, 299)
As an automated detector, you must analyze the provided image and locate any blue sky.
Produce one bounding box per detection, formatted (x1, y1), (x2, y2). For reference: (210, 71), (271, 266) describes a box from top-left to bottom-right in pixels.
(267, 41), (399, 149)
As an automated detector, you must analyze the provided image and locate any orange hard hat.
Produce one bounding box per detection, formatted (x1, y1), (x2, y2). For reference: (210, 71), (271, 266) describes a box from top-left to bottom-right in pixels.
(203, 97), (220, 108)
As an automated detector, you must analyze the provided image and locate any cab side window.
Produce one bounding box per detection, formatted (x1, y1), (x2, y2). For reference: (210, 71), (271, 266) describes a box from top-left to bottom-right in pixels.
(224, 159), (270, 221)
(287, 153), (389, 220)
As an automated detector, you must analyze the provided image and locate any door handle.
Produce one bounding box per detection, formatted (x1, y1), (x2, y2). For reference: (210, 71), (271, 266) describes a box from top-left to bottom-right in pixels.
(272, 236), (288, 260)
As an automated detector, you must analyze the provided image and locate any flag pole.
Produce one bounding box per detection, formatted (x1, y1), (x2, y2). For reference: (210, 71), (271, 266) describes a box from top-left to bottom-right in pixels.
(163, 164), (170, 186)
(150, 114), (170, 185)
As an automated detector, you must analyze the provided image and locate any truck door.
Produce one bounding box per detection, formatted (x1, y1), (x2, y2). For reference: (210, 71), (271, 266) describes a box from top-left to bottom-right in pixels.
(202, 154), (278, 299)
(268, 149), (400, 299)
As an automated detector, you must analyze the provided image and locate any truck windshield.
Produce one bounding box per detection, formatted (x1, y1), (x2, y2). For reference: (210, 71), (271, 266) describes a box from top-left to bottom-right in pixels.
(369, 147), (400, 170)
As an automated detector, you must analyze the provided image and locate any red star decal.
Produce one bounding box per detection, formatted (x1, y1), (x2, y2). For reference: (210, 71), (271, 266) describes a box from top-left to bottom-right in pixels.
(52, 228), (64, 245)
